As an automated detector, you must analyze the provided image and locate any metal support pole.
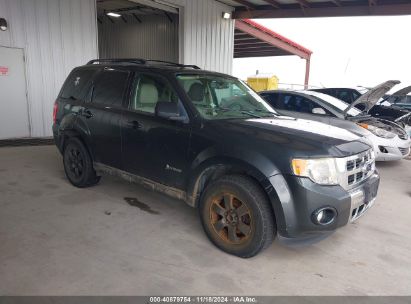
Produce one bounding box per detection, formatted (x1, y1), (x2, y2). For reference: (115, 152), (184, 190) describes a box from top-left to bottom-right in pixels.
(304, 56), (311, 89)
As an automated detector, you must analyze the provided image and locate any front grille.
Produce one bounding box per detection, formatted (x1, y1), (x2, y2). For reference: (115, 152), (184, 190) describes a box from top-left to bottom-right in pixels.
(399, 147), (410, 156)
(346, 161), (355, 171)
(351, 198), (376, 222)
(339, 149), (375, 190)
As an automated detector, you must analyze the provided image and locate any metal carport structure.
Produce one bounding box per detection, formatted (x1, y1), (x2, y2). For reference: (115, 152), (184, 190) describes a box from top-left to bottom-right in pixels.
(221, 0), (411, 19)
(235, 19), (313, 87)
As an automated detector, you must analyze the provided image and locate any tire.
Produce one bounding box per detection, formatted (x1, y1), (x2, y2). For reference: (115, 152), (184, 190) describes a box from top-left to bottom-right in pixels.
(199, 175), (276, 258)
(63, 137), (101, 188)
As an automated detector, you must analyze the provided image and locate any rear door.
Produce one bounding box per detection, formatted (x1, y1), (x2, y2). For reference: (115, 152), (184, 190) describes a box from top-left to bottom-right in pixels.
(79, 67), (131, 169)
(121, 72), (191, 190)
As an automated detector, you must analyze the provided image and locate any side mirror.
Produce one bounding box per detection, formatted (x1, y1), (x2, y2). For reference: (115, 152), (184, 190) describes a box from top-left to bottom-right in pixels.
(312, 107), (326, 115)
(155, 101), (187, 121)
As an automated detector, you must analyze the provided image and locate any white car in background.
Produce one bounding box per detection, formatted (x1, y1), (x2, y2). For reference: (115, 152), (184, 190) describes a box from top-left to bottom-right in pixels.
(312, 83), (411, 137)
(260, 81), (411, 161)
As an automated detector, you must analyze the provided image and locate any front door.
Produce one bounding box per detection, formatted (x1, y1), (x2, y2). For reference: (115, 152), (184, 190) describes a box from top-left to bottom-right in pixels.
(121, 72), (191, 190)
(0, 47), (30, 139)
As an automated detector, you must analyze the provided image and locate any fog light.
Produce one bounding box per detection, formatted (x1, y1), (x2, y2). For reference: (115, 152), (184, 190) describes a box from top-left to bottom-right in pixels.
(379, 146), (388, 153)
(312, 207), (337, 225)
(316, 211), (325, 223)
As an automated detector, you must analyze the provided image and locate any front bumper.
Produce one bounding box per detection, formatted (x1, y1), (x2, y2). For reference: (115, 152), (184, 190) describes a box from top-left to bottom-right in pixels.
(269, 172), (380, 240)
(365, 133), (411, 161)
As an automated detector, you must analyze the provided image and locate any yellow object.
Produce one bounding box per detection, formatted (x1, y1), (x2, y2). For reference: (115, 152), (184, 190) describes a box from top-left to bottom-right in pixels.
(247, 74), (279, 92)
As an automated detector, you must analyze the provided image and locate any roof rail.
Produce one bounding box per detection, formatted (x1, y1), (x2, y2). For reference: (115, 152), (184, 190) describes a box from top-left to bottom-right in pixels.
(144, 59), (201, 70)
(86, 58), (201, 69)
(87, 58), (146, 65)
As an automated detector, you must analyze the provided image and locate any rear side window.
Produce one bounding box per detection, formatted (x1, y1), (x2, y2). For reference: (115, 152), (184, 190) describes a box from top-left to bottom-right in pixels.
(91, 70), (129, 107)
(60, 69), (96, 100)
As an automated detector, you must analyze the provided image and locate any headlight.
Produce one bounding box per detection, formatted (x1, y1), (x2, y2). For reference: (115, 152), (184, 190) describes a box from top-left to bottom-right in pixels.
(291, 158), (339, 185)
(358, 123), (396, 139)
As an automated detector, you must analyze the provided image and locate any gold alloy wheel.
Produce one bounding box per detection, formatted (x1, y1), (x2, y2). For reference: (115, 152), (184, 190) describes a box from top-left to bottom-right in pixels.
(209, 193), (253, 244)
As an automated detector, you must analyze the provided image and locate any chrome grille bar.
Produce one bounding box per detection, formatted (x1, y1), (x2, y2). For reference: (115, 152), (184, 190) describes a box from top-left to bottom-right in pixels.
(336, 149), (376, 191)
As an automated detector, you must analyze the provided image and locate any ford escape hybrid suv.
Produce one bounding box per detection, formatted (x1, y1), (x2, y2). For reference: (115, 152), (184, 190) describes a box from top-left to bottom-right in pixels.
(53, 59), (380, 257)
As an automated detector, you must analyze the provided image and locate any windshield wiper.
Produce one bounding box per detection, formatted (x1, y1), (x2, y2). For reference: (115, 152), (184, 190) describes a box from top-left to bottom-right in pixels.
(215, 107), (278, 118)
(253, 109), (280, 117)
(240, 110), (262, 118)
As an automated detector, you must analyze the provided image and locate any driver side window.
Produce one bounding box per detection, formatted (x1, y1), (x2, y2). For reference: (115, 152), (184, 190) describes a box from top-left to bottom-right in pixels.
(279, 94), (329, 115)
(131, 74), (178, 114)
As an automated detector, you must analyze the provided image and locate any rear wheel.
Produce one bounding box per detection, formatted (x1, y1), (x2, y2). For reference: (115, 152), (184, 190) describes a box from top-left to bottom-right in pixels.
(199, 175), (276, 258)
(63, 138), (100, 188)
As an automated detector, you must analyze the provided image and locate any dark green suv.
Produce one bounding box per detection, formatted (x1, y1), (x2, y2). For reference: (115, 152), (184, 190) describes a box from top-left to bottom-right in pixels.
(53, 59), (379, 257)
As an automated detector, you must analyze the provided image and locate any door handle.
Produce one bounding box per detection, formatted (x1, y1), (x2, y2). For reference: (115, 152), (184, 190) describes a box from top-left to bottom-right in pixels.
(126, 120), (143, 129)
(81, 109), (93, 118)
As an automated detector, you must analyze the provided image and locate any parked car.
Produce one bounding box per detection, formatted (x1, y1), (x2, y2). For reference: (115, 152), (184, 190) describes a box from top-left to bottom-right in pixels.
(53, 58), (379, 258)
(260, 86), (411, 161)
(382, 85), (411, 111)
(311, 82), (411, 128)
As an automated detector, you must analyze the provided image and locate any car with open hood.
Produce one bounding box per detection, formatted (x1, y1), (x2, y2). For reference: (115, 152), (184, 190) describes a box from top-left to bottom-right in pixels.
(387, 86), (411, 111)
(53, 58), (379, 257)
(260, 85), (411, 161)
(312, 81), (411, 131)
(379, 86), (411, 136)
(382, 85), (411, 114)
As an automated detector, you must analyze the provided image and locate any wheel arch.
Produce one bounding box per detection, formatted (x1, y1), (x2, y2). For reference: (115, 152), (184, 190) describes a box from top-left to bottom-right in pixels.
(56, 112), (92, 154)
(59, 128), (93, 161)
(187, 153), (285, 221)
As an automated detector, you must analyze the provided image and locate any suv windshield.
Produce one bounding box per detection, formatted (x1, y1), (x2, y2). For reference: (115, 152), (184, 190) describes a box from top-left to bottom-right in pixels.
(176, 74), (277, 120)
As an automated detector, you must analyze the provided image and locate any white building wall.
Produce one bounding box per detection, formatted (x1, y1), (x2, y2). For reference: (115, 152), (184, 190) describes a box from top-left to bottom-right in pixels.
(0, 0), (98, 137)
(0, 0), (234, 138)
(166, 0), (235, 74)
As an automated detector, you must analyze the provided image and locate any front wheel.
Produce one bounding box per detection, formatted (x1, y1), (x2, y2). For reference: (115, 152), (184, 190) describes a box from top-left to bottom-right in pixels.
(63, 138), (100, 188)
(199, 175), (276, 258)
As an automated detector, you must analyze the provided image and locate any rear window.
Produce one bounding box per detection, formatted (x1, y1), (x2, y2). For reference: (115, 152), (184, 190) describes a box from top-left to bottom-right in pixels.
(91, 70), (129, 107)
(60, 69), (96, 100)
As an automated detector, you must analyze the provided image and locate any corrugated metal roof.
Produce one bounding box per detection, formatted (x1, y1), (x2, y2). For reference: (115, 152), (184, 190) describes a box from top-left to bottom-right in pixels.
(234, 19), (312, 59)
(219, 0), (411, 7)
(217, 0), (411, 19)
(241, 19), (312, 54)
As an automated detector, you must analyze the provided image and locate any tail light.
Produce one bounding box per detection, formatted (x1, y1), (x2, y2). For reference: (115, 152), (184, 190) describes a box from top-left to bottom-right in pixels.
(53, 101), (58, 124)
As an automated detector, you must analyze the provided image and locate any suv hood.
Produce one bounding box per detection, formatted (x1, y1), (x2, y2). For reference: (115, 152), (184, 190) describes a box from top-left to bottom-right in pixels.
(210, 116), (370, 158)
(344, 80), (400, 116)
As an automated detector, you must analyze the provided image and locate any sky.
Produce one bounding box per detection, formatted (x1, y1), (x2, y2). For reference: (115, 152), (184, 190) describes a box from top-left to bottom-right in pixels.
(232, 15), (411, 92)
